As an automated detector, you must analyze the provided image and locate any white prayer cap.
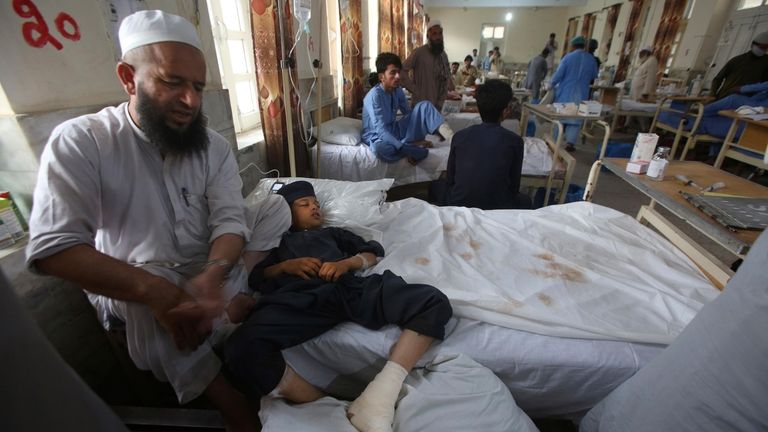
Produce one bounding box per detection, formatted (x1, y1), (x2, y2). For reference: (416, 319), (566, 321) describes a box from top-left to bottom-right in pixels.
(427, 20), (442, 30)
(755, 31), (768, 45)
(118, 10), (202, 57)
(640, 45), (653, 53)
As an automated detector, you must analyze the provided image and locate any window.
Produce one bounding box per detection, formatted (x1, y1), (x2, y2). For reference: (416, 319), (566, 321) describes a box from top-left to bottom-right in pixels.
(737, 0), (764, 10)
(482, 25), (504, 40)
(208, 0), (262, 145)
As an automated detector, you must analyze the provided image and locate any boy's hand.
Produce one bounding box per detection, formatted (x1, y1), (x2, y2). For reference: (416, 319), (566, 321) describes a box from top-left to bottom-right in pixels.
(281, 257), (322, 280)
(319, 261), (351, 282)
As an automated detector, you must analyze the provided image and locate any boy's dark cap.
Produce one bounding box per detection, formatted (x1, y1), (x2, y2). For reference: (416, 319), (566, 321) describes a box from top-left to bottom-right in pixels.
(276, 180), (316, 205)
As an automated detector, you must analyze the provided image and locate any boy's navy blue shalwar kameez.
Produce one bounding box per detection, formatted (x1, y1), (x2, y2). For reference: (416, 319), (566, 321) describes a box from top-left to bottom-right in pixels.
(223, 227), (452, 398)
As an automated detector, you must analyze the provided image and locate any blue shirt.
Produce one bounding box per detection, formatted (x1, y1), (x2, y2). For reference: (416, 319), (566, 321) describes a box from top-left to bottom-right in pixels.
(362, 84), (411, 149)
(550, 49), (598, 104)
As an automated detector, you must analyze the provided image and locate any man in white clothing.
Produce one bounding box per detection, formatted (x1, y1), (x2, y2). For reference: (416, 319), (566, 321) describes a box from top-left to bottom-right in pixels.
(630, 46), (659, 101)
(25, 10), (288, 431)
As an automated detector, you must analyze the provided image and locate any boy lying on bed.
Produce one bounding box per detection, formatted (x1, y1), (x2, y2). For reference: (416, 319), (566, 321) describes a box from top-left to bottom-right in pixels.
(223, 181), (453, 432)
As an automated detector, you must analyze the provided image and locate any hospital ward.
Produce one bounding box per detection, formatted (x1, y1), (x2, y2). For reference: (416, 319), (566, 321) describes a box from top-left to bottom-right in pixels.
(3, 0), (768, 431)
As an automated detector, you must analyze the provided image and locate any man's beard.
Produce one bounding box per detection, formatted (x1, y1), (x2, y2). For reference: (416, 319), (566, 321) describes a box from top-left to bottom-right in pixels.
(429, 39), (444, 54)
(135, 87), (209, 157)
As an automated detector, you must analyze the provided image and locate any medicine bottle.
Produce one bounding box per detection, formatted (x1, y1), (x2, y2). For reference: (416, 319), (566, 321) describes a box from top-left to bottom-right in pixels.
(647, 147), (671, 181)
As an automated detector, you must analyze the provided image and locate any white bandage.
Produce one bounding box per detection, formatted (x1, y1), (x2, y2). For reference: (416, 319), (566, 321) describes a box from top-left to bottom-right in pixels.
(348, 361), (408, 432)
(437, 122), (454, 141)
(356, 253), (371, 270)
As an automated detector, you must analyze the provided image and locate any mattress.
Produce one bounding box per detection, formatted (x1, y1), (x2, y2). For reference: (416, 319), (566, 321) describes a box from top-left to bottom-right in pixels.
(284, 318), (663, 419)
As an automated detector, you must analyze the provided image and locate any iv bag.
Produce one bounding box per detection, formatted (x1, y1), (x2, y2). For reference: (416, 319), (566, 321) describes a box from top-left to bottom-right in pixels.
(293, 0), (311, 25)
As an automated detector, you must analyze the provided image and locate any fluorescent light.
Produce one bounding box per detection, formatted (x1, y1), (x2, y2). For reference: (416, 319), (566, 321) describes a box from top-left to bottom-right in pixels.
(505, 12), (513, 21)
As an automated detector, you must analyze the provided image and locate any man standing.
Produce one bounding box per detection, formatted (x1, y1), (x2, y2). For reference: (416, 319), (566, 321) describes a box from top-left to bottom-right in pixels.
(490, 46), (503, 73)
(550, 35), (599, 152)
(363, 53), (454, 164)
(711, 31), (768, 99)
(630, 46), (658, 101)
(401, 20), (455, 109)
(545, 33), (558, 74)
(482, 50), (494, 72)
(471, 48), (479, 66)
(25, 11), (286, 431)
(524, 48), (549, 100)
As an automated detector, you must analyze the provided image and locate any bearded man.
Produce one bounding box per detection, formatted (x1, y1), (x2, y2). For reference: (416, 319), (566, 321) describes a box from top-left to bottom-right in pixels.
(400, 20), (456, 109)
(25, 10), (290, 431)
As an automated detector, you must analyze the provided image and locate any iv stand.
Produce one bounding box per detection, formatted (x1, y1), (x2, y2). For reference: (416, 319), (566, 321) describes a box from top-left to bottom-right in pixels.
(276, 0), (298, 177)
(315, 0), (323, 177)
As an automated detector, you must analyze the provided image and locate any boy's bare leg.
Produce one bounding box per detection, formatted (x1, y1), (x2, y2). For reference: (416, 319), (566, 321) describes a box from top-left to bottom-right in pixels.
(204, 373), (259, 432)
(274, 366), (325, 404)
(348, 330), (435, 432)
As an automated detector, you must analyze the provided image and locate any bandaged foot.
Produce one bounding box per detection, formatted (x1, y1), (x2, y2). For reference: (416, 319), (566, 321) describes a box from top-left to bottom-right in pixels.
(348, 361), (408, 432)
(437, 123), (454, 142)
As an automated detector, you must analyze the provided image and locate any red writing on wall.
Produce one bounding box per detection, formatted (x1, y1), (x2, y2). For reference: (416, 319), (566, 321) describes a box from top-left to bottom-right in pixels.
(13, 0), (81, 51)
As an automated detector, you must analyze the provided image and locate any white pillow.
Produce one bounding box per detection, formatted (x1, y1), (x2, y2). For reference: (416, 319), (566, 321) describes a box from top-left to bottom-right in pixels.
(319, 117), (363, 146)
(247, 177), (394, 230)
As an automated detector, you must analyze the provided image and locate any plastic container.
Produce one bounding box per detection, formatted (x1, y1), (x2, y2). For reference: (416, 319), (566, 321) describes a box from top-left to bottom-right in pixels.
(688, 74), (703, 96)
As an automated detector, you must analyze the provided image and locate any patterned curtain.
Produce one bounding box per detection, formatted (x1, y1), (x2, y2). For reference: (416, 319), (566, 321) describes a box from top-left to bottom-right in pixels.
(652, 0), (688, 80)
(250, 0), (309, 176)
(340, 0), (364, 118)
(406, 0), (425, 56)
(581, 13), (593, 38)
(614, 0), (645, 83)
(379, 0), (406, 58)
(379, 0), (393, 52)
(393, 0), (405, 58)
(562, 17), (578, 58)
(602, 3), (622, 60)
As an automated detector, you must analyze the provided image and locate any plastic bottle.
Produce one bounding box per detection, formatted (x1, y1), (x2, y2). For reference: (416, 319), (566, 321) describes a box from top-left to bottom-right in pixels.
(293, 0), (311, 26)
(647, 146), (671, 181)
(689, 74), (703, 96)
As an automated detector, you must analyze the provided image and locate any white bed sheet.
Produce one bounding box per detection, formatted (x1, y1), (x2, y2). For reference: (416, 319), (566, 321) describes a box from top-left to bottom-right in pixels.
(284, 318), (663, 419)
(310, 136), (450, 187)
(363, 199), (718, 345)
(618, 99), (659, 113)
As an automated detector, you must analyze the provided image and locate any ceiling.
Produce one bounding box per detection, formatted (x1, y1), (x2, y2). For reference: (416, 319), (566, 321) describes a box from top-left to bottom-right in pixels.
(422, 0), (587, 7)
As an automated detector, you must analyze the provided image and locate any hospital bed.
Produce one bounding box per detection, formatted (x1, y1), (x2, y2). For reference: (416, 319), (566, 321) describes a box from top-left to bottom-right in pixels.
(649, 95), (722, 159)
(247, 177), (719, 422)
(609, 91), (660, 132)
(310, 115), (564, 189)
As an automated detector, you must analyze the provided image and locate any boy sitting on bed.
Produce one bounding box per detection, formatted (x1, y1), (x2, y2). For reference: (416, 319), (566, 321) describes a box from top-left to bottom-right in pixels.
(223, 181), (453, 432)
(362, 52), (455, 165)
(430, 79), (530, 210)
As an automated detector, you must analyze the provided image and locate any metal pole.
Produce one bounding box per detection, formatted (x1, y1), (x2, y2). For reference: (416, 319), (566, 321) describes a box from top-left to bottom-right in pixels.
(315, 0), (323, 177)
(276, 0), (298, 177)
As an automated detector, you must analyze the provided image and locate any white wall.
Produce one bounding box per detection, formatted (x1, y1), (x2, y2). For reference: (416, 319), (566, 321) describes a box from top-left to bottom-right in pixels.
(0, 0), (222, 115)
(673, 0), (731, 71)
(425, 7), (571, 65)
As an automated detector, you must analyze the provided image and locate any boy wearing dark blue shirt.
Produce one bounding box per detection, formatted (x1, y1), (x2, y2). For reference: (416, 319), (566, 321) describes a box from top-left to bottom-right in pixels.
(432, 79), (529, 210)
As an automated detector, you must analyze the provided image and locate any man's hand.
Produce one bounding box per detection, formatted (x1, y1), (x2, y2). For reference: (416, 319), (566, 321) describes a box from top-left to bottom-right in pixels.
(319, 261), (351, 282)
(280, 257), (322, 280)
(144, 278), (211, 351)
(446, 91), (462, 101)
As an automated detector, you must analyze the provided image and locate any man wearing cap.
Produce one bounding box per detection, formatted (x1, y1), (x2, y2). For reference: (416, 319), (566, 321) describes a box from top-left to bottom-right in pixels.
(400, 20), (456, 109)
(550, 35), (599, 152)
(630, 46), (659, 102)
(25, 10), (286, 430)
(711, 31), (768, 100)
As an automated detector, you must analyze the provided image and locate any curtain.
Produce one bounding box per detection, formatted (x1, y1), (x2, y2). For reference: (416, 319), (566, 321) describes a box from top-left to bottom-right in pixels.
(614, 0), (645, 83)
(602, 3), (622, 61)
(379, 0), (393, 53)
(652, 0), (688, 80)
(562, 17), (578, 58)
(581, 13), (593, 39)
(250, 0), (309, 176)
(340, 0), (364, 118)
(407, 0), (425, 56)
(379, 0), (406, 58)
